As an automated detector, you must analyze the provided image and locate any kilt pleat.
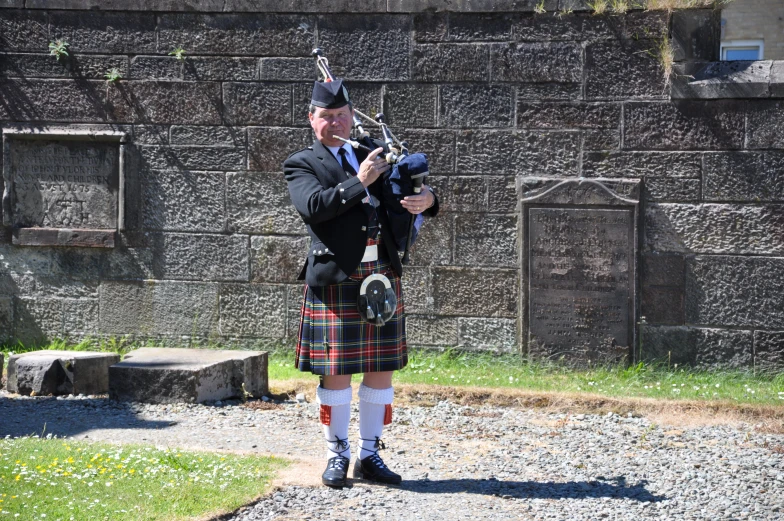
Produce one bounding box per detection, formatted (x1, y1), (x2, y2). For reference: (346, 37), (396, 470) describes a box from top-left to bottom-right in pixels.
(295, 239), (407, 375)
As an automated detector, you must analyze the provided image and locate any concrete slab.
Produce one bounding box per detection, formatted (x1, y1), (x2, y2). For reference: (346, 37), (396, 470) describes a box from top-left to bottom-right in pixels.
(6, 350), (120, 396)
(109, 348), (268, 404)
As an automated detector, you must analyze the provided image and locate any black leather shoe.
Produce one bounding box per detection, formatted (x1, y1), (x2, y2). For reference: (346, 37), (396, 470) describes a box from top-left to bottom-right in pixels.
(353, 454), (402, 485)
(322, 456), (350, 488)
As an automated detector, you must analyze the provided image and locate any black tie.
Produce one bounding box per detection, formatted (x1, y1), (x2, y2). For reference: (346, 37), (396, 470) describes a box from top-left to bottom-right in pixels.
(338, 148), (357, 177)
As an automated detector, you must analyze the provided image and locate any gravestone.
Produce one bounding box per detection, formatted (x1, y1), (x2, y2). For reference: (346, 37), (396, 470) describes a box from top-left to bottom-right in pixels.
(520, 178), (641, 365)
(2, 128), (127, 247)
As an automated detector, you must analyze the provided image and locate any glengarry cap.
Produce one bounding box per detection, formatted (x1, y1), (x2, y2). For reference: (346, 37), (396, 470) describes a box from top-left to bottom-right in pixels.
(311, 78), (350, 109)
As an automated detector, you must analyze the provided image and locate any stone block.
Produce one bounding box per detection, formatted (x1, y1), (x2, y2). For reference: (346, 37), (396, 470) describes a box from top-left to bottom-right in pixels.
(248, 127), (312, 172)
(50, 11), (156, 54)
(63, 298), (99, 337)
(223, 82), (292, 126)
(286, 284), (304, 339)
(49, 247), (154, 282)
(703, 152), (784, 202)
(413, 12), (447, 42)
(227, 0), (385, 11)
(388, 0), (555, 13)
(106, 81), (222, 125)
(129, 56), (182, 80)
(0, 79), (108, 122)
(582, 151), (702, 179)
(624, 11), (668, 40)
(437, 176), (485, 212)
(516, 83), (582, 101)
(226, 172), (304, 235)
(0, 297), (12, 343)
(458, 317), (516, 352)
(439, 85), (514, 128)
(432, 267), (517, 317)
(139, 146), (244, 171)
(518, 102), (621, 130)
(585, 40), (666, 100)
(13, 298), (63, 345)
(142, 170), (225, 232)
(409, 213), (453, 266)
(183, 58), (258, 81)
(448, 12), (515, 41)
(406, 315), (458, 346)
(772, 62), (784, 98)
(412, 44), (488, 82)
(259, 58), (311, 81)
(639, 325), (752, 369)
(383, 85), (437, 128)
(98, 281), (155, 335)
(7, 351), (119, 396)
(454, 213), (517, 267)
(318, 15), (410, 81)
(109, 348), (268, 404)
(671, 9), (720, 62)
(151, 233), (249, 282)
(512, 12), (582, 41)
(171, 126), (245, 146)
(28, 0), (224, 8)
(0, 11), (51, 51)
(490, 42), (581, 83)
(624, 101), (745, 151)
(754, 331), (784, 371)
(488, 175), (518, 213)
(0, 0), (23, 7)
(133, 125), (169, 145)
(747, 101), (784, 149)
(671, 61), (771, 99)
(645, 203), (784, 255)
(580, 13), (624, 40)
(400, 267), (432, 314)
(641, 253), (684, 288)
(644, 178), (700, 202)
(685, 256), (784, 329)
(250, 235), (308, 284)
(641, 286), (683, 325)
(399, 129), (455, 174)
(158, 14), (314, 56)
(582, 129), (620, 152)
(219, 283), (286, 338)
(0, 53), (129, 80)
(456, 130), (580, 176)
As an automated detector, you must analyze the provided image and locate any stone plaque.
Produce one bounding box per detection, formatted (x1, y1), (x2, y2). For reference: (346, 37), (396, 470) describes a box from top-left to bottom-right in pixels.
(521, 178), (640, 365)
(2, 129), (127, 247)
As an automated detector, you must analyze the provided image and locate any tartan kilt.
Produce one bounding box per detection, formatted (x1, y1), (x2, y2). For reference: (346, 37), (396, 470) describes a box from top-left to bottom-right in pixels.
(295, 238), (407, 375)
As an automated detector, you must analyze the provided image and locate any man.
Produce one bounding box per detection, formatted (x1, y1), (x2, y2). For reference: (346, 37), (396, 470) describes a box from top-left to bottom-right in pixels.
(283, 79), (438, 488)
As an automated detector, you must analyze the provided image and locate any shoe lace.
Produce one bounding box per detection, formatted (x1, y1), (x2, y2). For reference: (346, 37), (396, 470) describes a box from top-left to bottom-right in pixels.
(326, 435), (350, 459)
(359, 436), (387, 467)
(327, 456), (349, 471)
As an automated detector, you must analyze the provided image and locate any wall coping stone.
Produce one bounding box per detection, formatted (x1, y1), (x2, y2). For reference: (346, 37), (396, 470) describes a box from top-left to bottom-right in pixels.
(672, 60), (784, 99)
(0, 0), (708, 13)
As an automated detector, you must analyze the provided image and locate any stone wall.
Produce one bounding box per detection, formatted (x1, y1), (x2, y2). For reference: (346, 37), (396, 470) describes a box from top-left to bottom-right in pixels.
(0, 2), (782, 369)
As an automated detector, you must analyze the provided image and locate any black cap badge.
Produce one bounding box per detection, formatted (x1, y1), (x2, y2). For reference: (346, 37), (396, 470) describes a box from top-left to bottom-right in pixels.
(311, 78), (350, 109)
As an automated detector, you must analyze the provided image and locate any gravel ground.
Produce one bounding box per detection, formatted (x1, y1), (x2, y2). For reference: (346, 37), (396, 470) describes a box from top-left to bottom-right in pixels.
(1, 390), (783, 521)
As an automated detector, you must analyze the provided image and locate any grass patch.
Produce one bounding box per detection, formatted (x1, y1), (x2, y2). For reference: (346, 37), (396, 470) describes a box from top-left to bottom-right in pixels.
(268, 348), (784, 406)
(0, 437), (286, 520)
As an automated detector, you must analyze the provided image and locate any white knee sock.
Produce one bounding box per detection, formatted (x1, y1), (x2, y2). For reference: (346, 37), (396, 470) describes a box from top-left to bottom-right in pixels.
(358, 384), (394, 460)
(316, 386), (352, 460)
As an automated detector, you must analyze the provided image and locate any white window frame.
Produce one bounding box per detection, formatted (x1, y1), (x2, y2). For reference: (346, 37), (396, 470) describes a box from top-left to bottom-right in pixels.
(720, 39), (764, 61)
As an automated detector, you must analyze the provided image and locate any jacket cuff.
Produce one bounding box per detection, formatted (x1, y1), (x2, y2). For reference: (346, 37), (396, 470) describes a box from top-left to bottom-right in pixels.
(336, 175), (366, 207)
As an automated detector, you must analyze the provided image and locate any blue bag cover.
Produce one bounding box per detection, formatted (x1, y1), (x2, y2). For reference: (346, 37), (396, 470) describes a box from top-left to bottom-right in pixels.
(382, 153), (428, 252)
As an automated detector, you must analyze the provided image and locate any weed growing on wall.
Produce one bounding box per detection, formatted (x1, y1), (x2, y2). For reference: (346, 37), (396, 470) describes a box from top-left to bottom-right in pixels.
(48, 40), (69, 61)
(104, 68), (122, 83)
(168, 46), (187, 61)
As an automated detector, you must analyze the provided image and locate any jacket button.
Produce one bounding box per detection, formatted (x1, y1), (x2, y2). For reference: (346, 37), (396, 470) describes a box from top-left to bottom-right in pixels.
(361, 226), (367, 231)
(341, 199), (346, 204)
(318, 250), (322, 254)
(325, 248), (329, 252)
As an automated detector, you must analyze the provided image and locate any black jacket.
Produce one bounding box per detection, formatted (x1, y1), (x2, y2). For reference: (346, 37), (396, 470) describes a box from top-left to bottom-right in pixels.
(283, 140), (438, 287)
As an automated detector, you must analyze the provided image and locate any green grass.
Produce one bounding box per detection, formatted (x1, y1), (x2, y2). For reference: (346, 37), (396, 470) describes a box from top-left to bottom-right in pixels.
(0, 437), (286, 521)
(268, 349), (784, 406)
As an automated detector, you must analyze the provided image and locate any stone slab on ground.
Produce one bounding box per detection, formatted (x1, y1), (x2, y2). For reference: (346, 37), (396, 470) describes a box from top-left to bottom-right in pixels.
(5, 350), (119, 396)
(108, 348), (268, 404)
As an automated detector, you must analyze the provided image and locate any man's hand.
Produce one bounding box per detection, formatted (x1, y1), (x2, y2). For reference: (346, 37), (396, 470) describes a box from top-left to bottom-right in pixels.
(357, 147), (389, 187)
(401, 185), (435, 215)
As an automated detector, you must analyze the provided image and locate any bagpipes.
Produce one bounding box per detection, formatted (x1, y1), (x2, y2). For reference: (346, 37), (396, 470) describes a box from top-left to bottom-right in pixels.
(313, 48), (428, 265)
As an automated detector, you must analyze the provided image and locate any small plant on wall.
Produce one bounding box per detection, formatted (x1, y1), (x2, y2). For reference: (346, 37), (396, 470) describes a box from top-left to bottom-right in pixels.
(48, 40), (70, 61)
(104, 67), (123, 84)
(168, 46), (187, 61)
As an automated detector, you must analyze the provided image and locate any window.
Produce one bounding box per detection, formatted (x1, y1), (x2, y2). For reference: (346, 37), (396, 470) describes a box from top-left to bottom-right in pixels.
(720, 40), (764, 61)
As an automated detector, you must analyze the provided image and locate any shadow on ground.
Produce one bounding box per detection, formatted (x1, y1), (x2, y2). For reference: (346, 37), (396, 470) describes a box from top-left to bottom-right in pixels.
(400, 476), (665, 502)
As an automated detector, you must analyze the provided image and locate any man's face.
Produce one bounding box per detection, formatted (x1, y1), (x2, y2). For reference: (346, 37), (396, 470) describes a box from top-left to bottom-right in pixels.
(309, 105), (353, 147)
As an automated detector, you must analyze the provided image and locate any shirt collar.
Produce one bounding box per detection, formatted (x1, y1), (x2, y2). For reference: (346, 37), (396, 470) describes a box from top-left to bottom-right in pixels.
(326, 142), (352, 160)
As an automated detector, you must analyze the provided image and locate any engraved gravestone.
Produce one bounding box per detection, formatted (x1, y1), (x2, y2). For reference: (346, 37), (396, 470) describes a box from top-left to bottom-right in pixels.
(2, 129), (126, 247)
(520, 178), (640, 365)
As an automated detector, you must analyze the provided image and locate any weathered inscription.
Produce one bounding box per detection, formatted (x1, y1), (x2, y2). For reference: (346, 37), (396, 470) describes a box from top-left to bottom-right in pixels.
(10, 140), (118, 229)
(528, 207), (633, 363)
